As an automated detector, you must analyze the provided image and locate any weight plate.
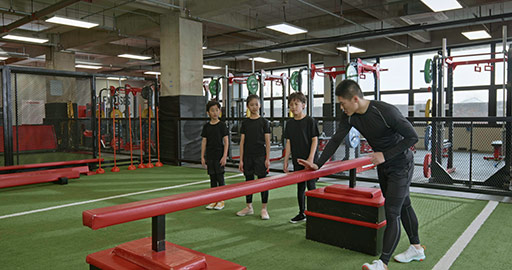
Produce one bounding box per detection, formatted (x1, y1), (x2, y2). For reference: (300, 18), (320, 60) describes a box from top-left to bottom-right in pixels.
(247, 74), (259, 94)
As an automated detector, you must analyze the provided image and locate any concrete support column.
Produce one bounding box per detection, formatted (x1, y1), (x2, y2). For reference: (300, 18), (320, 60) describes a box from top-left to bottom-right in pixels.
(159, 12), (205, 165)
(322, 56), (344, 137)
(45, 50), (76, 103)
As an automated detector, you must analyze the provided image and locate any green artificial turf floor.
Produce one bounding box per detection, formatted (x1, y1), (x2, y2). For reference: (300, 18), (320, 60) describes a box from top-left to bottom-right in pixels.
(0, 165), (506, 269)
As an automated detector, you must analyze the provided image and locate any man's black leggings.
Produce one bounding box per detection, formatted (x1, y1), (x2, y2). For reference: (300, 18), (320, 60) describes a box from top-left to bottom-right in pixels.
(377, 153), (420, 265)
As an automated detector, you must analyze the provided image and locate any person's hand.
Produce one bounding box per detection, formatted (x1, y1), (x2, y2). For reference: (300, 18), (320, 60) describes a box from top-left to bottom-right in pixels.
(238, 160), (244, 172)
(369, 152), (385, 165)
(265, 158), (270, 170)
(201, 157), (206, 169)
(283, 161), (289, 173)
(297, 159), (318, 170)
(220, 156), (227, 167)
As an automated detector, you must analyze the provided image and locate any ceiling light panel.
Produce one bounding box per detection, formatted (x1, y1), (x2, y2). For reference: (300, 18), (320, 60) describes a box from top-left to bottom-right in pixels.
(266, 23), (307, 35)
(420, 0), (462, 12)
(3, 34), (48, 44)
(46, 16), (98, 29)
(118, 54), (151, 60)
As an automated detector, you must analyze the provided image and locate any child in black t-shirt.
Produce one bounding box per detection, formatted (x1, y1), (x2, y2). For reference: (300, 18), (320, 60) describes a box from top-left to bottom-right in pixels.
(201, 100), (229, 210)
(236, 94), (271, 220)
(283, 92), (319, 223)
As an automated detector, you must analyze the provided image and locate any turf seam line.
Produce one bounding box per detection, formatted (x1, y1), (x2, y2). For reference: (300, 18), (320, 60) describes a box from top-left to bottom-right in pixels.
(432, 200), (499, 270)
(0, 173), (243, 220)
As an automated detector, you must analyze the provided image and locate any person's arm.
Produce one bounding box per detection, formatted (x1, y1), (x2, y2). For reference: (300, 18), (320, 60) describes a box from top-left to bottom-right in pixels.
(298, 124), (349, 170)
(283, 139), (291, 173)
(307, 136), (318, 163)
(238, 134), (245, 172)
(381, 106), (419, 161)
(201, 137), (207, 169)
(265, 133), (271, 169)
(220, 135), (228, 166)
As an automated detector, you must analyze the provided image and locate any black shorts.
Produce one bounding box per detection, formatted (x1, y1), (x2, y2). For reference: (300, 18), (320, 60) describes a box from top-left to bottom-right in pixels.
(377, 150), (414, 198)
(206, 159), (225, 175)
(243, 155), (267, 178)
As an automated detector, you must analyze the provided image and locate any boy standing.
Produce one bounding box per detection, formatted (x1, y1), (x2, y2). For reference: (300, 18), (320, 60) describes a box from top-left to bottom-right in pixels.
(201, 100), (229, 210)
(237, 94), (272, 220)
(283, 92), (319, 223)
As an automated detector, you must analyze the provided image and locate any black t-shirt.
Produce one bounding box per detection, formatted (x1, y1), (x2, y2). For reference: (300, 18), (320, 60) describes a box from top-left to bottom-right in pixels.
(240, 117), (271, 156)
(284, 116), (319, 167)
(201, 121), (229, 160)
(316, 100), (418, 168)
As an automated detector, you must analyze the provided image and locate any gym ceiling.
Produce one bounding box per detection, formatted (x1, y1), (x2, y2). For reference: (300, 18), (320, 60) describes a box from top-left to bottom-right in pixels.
(0, 0), (510, 78)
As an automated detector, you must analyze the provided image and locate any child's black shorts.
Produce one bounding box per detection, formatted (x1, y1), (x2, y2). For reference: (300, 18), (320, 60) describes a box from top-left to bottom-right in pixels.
(243, 155), (267, 177)
(206, 159), (225, 175)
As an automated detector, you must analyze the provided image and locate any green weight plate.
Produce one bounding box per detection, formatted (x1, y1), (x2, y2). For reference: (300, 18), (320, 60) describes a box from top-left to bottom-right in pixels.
(209, 79), (220, 96)
(424, 58), (432, 84)
(247, 74), (259, 94)
(290, 71), (300, 91)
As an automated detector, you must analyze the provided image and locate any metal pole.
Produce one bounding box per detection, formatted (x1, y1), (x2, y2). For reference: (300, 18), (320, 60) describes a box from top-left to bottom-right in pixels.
(308, 53), (313, 116)
(91, 76), (97, 160)
(2, 67), (13, 166)
(152, 215), (166, 252)
(503, 25), (507, 117)
(14, 73), (19, 165)
(346, 44), (351, 64)
(441, 38), (447, 118)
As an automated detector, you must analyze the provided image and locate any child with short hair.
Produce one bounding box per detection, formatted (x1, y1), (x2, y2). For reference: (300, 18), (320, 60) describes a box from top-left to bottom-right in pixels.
(201, 100), (229, 210)
(283, 92), (319, 223)
(237, 94), (272, 220)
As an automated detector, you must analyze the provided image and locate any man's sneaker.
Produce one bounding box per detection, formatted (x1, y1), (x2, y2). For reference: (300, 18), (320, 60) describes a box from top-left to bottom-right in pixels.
(394, 245), (426, 263)
(236, 207), (254, 216)
(290, 213), (306, 223)
(362, 260), (386, 270)
(214, 201), (225, 210)
(206, 202), (217, 210)
(261, 208), (270, 220)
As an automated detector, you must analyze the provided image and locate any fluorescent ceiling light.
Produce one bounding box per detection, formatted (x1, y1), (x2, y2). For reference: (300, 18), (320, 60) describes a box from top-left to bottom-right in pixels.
(336, 46), (366, 54)
(3, 34), (48, 44)
(420, 0), (462, 12)
(75, 64), (102, 70)
(250, 57), (276, 63)
(0, 57), (7, 61)
(203, 64), (221, 70)
(202, 46), (207, 50)
(117, 54), (151, 60)
(266, 23), (307, 35)
(107, 77), (127, 81)
(75, 61), (101, 66)
(144, 71), (161, 75)
(45, 16), (98, 29)
(462, 30), (491, 40)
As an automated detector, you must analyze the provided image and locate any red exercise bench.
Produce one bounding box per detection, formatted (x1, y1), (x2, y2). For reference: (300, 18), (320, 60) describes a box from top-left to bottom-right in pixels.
(0, 158), (102, 188)
(82, 157), (373, 270)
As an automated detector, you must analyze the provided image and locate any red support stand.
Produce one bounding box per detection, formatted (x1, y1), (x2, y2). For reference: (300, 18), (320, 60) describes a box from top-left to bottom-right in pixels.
(138, 104), (146, 169)
(127, 106), (136, 171)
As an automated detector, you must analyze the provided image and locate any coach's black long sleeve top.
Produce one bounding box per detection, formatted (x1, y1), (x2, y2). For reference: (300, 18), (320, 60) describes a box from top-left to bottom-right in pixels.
(316, 100), (418, 168)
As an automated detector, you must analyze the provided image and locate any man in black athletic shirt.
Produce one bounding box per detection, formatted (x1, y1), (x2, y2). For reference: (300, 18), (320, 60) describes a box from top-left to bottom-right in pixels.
(299, 80), (425, 270)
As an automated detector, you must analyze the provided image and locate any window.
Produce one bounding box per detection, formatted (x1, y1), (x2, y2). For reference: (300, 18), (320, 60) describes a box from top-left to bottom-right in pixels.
(381, 94), (409, 116)
(413, 51), (437, 89)
(494, 43), (510, 85)
(359, 58), (376, 92)
(453, 90), (488, 117)
(497, 89), (506, 117)
(414, 92), (432, 117)
(451, 45), (491, 87)
(380, 55), (410, 91)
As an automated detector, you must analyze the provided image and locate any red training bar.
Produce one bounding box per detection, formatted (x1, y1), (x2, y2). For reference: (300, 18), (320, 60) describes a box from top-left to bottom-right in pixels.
(0, 158), (102, 172)
(83, 156), (372, 230)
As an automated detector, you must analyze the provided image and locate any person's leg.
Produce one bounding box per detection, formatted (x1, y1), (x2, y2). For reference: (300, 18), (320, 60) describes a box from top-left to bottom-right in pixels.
(206, 173), (219, 209)
(297, 181), (306, 214)
(237, 157), (255, 216)
(306, 178), (317, 191)
(379, 195), (406, 265)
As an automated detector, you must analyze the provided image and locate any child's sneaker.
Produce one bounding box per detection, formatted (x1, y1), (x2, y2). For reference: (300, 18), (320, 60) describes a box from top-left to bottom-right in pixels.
(236, 207), (254, 216)
(290, 213), (306, 223)
(206, 202), (217, 210)
(261, 209), (270, 220)
(394, 245), (426, 263)
(362, 259), (386, 270)
(214, 201), (225, 210)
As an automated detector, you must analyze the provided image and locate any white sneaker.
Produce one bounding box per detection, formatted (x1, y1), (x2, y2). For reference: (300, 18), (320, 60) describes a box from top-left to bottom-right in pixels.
(394, 245), (426, 263)
(206, 202), (217, 210)
(236, 207), (254, 216)
(214, 201), (225, 210)
(362, 260), (386, 270)
(261, 208), (270, 220)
